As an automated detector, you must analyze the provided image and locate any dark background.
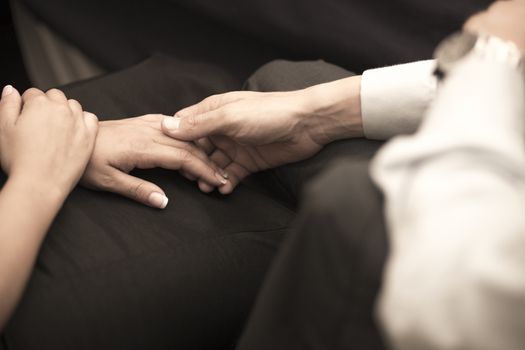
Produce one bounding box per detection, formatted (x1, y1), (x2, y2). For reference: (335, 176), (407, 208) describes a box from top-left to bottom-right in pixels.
(1, 0), (30, 91)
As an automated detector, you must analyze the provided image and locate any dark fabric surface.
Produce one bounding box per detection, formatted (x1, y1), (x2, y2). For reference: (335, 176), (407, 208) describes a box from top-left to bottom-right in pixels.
(238, 160), (389, 350)
(0, 56), (384, 349)
(1, 55), (294, 350)
(21, 0), (491, 81)
(0, 0), (30, 90)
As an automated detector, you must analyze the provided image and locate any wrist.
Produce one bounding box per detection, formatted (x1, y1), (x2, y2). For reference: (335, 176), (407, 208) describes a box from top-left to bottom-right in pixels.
(6, 174), (68, 209)
(299, 75), (364, 145)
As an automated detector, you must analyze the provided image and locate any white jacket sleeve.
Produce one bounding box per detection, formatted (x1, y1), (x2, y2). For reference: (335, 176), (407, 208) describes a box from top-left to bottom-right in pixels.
(361, 60), (437, 140)
(371, 51), (525, 350)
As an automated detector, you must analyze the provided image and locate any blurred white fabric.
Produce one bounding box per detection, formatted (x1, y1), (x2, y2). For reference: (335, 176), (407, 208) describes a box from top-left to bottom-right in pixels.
(361, 60), (437, 140)
(372, 50), (525, 350)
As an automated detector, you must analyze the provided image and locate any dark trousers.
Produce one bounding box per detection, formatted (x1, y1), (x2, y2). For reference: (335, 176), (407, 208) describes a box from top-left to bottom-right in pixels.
(242, 60), (388, 349)
(238, 161), (388, 350)
(1, 57), (385, 349)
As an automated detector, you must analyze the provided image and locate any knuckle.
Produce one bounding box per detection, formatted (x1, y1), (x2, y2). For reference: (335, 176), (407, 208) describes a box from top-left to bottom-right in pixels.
(205, 93), (223, 103)
(23, 88), (42, 98)
(129, 181), (147, 199)
(68, 99), (81, 108)
(99, 175), (113, 190)
(177, 149), (193, 163)
(202, 95), (218, 105)
(84, 111), (98, 120)
(204, 93), (233, 110)
(184, 114), (197, 129)
(91, 171), (115, 191)
(47, 88), (62, 95)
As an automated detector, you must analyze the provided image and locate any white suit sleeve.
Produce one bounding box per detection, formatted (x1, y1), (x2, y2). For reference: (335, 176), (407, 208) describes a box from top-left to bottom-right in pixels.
(371, 51), (525, 350)
(361, 60), (437, 140)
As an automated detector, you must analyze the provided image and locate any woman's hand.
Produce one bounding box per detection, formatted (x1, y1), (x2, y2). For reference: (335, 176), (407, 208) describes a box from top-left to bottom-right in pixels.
(0, 86), (98, 200)
(0, 86), (97, 330)
(81, 114), (228, 209)
(161, 76), (363, 194)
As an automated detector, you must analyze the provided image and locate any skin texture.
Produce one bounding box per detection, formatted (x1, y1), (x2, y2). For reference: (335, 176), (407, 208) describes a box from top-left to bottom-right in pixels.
(464, 0), (525, 53)
(0, 86), (98, 330)
(162, 75), (363, 194)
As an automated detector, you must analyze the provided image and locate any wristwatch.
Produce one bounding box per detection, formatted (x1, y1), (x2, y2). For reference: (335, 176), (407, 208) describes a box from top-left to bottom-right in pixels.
(434, 31), (523, 80)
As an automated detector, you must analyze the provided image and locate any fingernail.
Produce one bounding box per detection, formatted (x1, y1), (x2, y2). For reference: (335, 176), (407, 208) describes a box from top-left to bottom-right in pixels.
(149, 192), (169, 209)
(215, 172), (228, 185)
(2, 85), (13, 97)
(219, 169), (229, 179)
(163, 117), (180, 130)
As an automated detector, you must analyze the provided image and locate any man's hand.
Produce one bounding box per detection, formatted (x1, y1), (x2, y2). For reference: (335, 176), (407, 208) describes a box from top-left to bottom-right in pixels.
(81, 114), (228, 208)
(162, 76), (363, 194)
(465, 0), (525, 52)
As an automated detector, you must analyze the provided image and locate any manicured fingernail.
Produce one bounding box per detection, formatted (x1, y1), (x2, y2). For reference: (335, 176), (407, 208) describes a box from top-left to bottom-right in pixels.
(149, 192), (169, 209)
(215, 172), (228, 185)
(163, 117), (180, 130)
(2, 85), (13, 97)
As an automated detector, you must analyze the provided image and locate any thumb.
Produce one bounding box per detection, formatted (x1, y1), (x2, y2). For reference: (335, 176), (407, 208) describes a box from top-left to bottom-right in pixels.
(161, 108), (229, 141)
(0, 85), (22, 125)
(107, 169), (169, 209)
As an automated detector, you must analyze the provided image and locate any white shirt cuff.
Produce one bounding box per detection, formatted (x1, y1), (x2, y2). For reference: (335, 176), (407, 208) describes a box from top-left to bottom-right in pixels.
(361, 60), (437, 140)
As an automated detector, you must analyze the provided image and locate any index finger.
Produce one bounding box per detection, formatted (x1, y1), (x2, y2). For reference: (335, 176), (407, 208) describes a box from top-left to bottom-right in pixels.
(147, 145), (228, 188)
(162, 106), (233, 142)
(22, 88), (46, 103)
(175, 91), (248, 118)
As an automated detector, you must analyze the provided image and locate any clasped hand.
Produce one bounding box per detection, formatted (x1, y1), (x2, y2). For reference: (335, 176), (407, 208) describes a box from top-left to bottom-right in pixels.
(161, 79), (364, 194)
(0, 88), (228, 209)
(81, 114), (228, 208)
(0, 76), (363, 206)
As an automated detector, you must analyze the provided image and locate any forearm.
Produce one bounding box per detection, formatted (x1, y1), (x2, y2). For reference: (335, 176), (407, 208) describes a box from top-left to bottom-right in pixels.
(300, 75), (364, 145)
(298, 60), (437, 145)
(0, 176), (64, 330)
